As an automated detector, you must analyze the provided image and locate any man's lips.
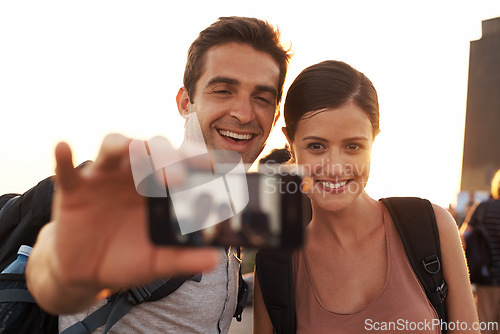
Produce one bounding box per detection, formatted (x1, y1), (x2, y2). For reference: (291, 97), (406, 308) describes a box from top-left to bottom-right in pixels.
(218, 129), (254, 141)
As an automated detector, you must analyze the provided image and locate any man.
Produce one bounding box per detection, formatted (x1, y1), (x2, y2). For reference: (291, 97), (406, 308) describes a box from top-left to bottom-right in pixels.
(26, 16), (291, 333)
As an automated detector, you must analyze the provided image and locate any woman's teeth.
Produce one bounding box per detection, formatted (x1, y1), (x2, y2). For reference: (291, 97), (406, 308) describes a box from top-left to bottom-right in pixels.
(320, 180), (348, 189)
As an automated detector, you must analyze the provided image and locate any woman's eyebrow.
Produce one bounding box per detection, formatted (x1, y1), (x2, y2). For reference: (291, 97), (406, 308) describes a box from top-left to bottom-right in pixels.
(343, 136), (369, 142)
(302, 136), (327, 142)
(302, 136), (369, 142)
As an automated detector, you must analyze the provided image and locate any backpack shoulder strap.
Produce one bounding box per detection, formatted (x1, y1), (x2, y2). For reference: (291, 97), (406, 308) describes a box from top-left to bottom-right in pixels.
(0, 273), (36, 303)
(0, 194), (20, 212)
(234, 246), (249, 322)
(380, 197), (448, 327)
(255, 249), (295, 334)
(62, 274), (199, 334)
(0, 176), (54, 271)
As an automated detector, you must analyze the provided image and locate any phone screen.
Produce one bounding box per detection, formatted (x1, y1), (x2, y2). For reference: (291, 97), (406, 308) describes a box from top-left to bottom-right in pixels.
(148, 172), (308, 249)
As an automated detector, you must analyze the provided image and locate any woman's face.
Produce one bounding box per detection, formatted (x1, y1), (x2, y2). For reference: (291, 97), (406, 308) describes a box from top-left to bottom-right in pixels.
(289, 102), (374, 212)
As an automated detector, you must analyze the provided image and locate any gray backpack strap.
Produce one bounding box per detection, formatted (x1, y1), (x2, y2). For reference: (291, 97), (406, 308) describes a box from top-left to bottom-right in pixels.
(100, 279), (175, 334)
(61, 279), (166, 334)
(62, 275), (198, 334)
(0, 288), (36, 303)
(61, 302), (117, 334)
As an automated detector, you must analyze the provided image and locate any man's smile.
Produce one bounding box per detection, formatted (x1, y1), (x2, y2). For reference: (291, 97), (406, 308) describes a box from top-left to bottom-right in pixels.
(218, 129), (254, 141)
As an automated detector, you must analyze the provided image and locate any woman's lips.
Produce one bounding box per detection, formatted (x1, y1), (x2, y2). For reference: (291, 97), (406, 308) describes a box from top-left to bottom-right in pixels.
(315, 179), (350, 193)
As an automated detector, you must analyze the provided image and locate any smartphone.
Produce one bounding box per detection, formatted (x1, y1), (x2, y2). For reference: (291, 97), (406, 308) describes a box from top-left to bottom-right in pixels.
(147, 171), (309, 249)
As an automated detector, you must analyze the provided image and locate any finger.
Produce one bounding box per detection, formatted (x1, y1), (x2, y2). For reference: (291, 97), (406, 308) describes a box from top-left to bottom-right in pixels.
(55, 142), (80, 191)
(94, 134), (132, 171)
(147, 136), (181, 171)
(154, 247), (219, 277)
(147, 136), (187, 189)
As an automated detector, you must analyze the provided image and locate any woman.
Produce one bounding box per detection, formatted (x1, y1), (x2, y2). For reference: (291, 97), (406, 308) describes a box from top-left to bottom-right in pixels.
(253, 61), (478, 333)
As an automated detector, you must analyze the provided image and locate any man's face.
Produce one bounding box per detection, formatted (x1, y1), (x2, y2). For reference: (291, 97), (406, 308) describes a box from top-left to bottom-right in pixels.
(179, 42), (281, 165)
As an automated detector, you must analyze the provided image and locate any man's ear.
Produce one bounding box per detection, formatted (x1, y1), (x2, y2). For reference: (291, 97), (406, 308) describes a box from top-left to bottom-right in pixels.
(282, 127), (295, 160)
(176, 87), (191, 119)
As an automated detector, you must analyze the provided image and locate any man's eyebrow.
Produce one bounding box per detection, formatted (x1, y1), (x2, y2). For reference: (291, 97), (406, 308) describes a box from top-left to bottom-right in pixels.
(206, 76), (277, 97)
(206, 76), (239, 87)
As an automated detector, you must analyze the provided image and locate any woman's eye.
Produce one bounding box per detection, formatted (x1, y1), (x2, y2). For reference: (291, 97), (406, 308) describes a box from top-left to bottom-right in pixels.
(308, 143), (324, 151)
(346, 143), (360, 151)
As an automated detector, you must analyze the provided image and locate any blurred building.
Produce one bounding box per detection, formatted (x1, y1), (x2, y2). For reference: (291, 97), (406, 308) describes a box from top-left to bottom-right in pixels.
(461, 17), (500, 193)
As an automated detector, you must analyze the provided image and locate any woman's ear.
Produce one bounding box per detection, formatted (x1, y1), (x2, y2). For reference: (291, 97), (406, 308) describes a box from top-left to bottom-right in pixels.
(282, 127), (295, 160)
(176, 87), (191, 119)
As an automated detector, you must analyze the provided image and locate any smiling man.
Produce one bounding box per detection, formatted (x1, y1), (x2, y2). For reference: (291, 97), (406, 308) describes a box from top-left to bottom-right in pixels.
(178, 42), (281, 165)
(25, 16), (291, 334)
(178, 24), (287, 165)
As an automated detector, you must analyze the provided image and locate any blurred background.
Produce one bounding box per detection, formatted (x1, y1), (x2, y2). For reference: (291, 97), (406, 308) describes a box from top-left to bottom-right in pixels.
(2, 2), (500, 332)
(1, 1), (499, 227)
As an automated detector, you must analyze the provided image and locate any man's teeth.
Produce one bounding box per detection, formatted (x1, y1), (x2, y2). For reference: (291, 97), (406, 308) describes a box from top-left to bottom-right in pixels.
(320, 180), (348, 189)
(219, 130), (252, 140)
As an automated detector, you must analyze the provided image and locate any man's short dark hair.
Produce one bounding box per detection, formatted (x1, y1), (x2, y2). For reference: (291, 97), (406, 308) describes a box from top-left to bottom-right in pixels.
(183, 16), (291, 105)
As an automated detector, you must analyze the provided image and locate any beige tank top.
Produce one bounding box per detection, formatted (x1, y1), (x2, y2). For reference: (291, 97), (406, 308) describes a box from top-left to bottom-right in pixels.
(293, 209), (440, 334)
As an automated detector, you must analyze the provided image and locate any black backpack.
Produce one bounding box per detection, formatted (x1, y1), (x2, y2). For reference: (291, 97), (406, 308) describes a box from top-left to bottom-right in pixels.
(256, 197), (448, 334)
(464, 201), (496, 285)
(0, 174), (248, 334)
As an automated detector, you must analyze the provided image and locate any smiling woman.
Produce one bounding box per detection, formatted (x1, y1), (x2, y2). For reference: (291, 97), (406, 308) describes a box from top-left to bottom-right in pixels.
(286, 105), (374, 210)
(253, 60), (479, 334)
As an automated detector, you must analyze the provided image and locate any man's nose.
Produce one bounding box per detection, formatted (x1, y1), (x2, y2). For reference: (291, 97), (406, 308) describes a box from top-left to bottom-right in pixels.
(230, 96), (256, 124)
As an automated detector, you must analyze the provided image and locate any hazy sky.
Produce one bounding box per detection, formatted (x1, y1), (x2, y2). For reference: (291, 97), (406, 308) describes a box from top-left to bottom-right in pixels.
(1, 0), (500, 208)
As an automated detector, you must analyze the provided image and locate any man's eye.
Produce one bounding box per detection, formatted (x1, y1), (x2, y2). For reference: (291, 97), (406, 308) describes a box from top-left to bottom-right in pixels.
(214, 90), (231, 94)
(255, 96), (271, 104)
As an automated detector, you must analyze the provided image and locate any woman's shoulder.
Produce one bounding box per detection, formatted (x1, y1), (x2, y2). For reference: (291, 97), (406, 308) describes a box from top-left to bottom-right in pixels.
(430, 203), (465, 260)
(430, 203), (459, 234)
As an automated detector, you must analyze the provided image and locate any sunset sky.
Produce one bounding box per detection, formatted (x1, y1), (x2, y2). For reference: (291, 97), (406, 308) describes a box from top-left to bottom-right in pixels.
(1, 0), (500, 209)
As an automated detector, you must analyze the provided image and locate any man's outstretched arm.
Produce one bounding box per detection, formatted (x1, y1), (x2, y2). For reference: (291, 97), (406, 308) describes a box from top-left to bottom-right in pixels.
(26, 134), (218, 314)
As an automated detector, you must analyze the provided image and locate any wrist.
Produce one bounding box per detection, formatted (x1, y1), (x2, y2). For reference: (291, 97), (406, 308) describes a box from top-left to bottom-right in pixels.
(27, 222), (103, 314)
